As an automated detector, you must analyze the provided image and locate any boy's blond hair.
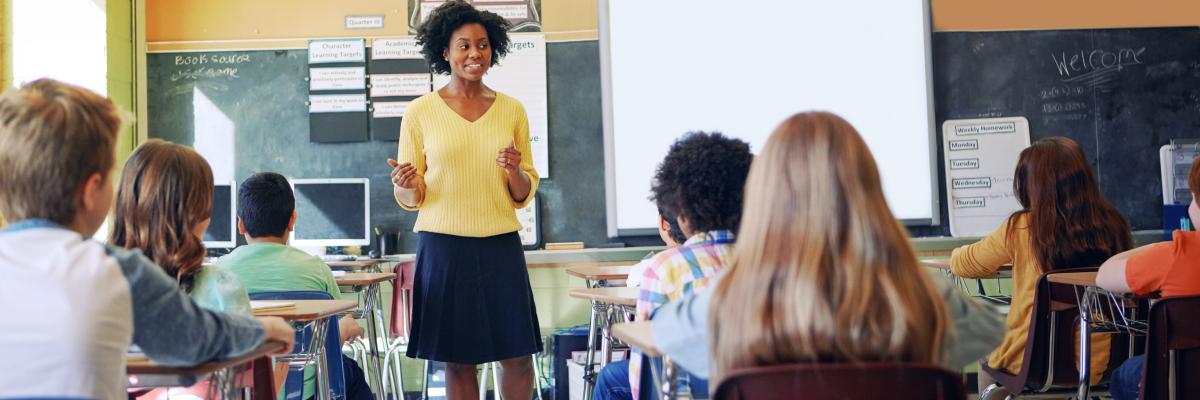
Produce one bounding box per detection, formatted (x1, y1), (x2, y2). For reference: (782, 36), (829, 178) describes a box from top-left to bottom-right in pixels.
(0, 79), (122, 225)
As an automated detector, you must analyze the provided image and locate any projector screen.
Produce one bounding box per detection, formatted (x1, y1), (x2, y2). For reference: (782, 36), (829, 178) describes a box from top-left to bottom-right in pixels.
(600, 0), (939, 237)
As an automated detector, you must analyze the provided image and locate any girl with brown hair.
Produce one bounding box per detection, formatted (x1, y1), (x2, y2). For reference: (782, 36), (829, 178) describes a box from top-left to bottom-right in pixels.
(649, 112), (1002, 396)
(951, 136), (1132, 397)
(109, 139), (252, 315)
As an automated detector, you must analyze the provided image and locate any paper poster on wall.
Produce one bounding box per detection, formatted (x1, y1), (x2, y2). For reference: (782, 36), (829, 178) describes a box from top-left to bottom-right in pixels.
(310, 67), (366, 91)
(408, 0), (542, 34)
(308, 39), (366, 64)
(942, 117), (1031, 237)
(434, 33), (549, 177)
(310, 94), (368, 113)
(372, 38), (423, 60)
(370, 74), (432, 97)
(373, 101), (410, 119)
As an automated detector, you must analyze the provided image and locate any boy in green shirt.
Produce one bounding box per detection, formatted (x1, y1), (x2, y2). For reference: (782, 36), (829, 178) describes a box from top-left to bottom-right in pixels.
(218, 172), (370, 399)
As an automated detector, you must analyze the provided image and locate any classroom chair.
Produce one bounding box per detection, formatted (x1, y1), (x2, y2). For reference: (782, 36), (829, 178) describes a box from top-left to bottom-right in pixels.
(384, 261), (416, 398)
(979, 267), (1136, 399)
(249, 291), (348, 400)
(711, 362), (965, 400)
(1139, 295), (1200, 400)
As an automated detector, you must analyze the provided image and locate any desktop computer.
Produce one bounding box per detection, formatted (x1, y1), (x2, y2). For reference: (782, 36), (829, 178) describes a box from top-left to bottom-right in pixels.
(289, 178), (371, 249)
(203, 181), (236, 249)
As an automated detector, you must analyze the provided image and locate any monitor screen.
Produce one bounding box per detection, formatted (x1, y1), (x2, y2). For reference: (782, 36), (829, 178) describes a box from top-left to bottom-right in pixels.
(203, 182), (236, 248)
(290, 178), (370, 247)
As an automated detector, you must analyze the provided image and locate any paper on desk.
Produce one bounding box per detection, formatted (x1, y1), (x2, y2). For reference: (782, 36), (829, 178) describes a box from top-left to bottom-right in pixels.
(250, 301), (297, 311)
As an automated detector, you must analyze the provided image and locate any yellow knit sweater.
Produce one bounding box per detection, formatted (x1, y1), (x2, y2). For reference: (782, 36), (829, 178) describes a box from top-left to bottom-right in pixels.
(951, 214), (1109, 384)
(395, 91), (539, 237)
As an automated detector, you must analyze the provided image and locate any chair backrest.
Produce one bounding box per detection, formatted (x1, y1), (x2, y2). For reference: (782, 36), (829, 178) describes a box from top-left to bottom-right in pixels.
(249, 290), (347, 400)
(712, 362), (965, 400)
(389, 261), (416, 338)
(1140, 295), (1200, 400)
(980, 267), (1135, 393)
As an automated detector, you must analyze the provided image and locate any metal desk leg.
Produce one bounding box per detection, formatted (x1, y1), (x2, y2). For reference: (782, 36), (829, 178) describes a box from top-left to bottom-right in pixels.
(582, 299), (600, 400)
(365, 283), (386, 398)
(313, 318), (333, 400)
(1077, 290), (1093, 400)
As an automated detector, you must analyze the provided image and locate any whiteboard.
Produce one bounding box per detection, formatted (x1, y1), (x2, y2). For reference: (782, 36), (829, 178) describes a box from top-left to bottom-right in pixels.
(941, 117), (1030, 237)
(600, 0), (939, 236)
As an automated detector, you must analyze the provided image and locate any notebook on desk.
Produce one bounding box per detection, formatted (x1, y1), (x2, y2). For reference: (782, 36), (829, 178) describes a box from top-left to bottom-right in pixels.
(250, 301), (297, 312)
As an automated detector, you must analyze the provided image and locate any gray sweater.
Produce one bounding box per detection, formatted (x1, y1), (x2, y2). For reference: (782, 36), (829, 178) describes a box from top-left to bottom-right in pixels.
(650, 273), (1005, 378)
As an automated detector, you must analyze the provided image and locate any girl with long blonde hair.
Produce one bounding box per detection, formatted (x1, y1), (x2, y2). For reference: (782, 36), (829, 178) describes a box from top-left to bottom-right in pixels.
(649, 112), (1002, 397)
(708, 111), (949, 379)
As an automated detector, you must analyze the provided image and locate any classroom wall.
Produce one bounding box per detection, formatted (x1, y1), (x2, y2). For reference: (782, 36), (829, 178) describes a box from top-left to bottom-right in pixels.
(1, 0), (10, 90)
(931, 0), (1200, 31)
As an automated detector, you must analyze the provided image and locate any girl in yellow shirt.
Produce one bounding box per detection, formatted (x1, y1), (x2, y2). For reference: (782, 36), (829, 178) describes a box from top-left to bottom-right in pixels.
(952, 137), (1131, 398)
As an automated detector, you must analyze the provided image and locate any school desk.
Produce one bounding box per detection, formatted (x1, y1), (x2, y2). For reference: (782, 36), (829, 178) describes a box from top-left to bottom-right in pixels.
(570, 286), (639, 399)
(923, 258), (1014, 305)
(566, 265), (632, 284)
(1046, 271), (1150, 399)
(127, 339), (289, 398)
(336, 272), (396, 396)
(327, 259), (387, 272)
(255, 299), (357, 400)
(611, 321), (688, 400)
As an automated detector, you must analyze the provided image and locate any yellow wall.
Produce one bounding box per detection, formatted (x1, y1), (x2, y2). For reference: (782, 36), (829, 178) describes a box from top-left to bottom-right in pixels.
(1, 0), (10, 90)
(931, 0), (1200, 31)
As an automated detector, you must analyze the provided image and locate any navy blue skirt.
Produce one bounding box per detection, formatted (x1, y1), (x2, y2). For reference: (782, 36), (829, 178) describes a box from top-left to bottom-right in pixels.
(406, 231), (543, 364)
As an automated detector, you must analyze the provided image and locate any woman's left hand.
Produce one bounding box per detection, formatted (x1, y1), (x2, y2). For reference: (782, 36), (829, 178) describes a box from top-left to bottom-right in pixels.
(497, 140), (522, 175)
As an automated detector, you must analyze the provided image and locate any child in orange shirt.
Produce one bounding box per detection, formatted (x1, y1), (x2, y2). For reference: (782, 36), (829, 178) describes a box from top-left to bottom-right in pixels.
(1097, 159), (1200, 400)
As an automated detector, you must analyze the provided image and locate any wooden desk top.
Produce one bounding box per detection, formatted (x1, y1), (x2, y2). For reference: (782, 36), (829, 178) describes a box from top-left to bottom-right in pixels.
(569, 287), (639, 306)
(326, 259), (387, 269)
(127, 340), (287, 375)
(921, 258), (1013, 272)
(252, 300), (357, 321)
(612, 321), (660, 357)
(1045, 271), (1098, 287)
(336, 272), (396, 286)
(565, 265), (633, 281)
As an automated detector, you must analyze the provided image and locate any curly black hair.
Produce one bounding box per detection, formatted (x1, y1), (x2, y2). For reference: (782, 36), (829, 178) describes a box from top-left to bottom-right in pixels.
(650, 132), (753, 234)
(417, 1), (512, 75)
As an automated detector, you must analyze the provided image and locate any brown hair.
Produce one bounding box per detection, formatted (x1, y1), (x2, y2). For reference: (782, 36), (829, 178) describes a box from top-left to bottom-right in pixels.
(109, 139), (213, 290)
(709, 112), (949, 382)
(0, 79), (122, 225)
(1010, 137), (1131, 272)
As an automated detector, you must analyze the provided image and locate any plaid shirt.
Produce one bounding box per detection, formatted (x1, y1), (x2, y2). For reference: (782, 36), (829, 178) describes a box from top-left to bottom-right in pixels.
(630, 230), (735, 398)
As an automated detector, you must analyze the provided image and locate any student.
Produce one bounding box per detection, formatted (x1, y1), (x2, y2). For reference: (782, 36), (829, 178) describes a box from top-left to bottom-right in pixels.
(0, 79), (294, 399)
(650, 112), (1003, 386)
(593, 132), (753, 400)
(1097, 159), (1200, 400)
(217, 171), (370, 400)
(109, 139), (252, 315)
(626, 208), (686, 288)
(952, 137), (1131, 398)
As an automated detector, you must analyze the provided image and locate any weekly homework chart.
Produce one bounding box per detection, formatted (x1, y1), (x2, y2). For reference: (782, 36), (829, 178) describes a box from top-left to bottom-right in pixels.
(942, 117), (1031, 237)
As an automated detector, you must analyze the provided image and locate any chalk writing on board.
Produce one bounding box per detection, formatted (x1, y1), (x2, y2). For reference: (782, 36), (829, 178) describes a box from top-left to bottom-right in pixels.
(1042, 101), (1088, 114)
(174, 54), (253, 66)
(1039, 85), (1088, 100)
(171, 67), (240, 82)
(1051, 47), (1146, 78)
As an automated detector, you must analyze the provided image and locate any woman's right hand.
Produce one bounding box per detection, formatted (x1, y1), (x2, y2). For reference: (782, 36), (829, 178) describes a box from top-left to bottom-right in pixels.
(388, 159), (421, 190)
(255, 316), (296, 355)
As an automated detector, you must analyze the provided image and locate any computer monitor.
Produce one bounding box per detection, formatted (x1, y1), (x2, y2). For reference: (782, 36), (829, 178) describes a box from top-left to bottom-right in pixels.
(203, 182), (236, 248)
(289, 178), (371, 247)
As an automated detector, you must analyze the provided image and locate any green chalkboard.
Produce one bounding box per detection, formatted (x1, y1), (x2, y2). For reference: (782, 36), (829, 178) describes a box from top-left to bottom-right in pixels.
(146, 42), (610, 252)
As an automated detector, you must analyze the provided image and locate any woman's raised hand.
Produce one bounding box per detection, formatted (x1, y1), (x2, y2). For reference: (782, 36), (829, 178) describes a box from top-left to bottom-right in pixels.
(388, 159), (421, 189)
(497, 140), (522, 174)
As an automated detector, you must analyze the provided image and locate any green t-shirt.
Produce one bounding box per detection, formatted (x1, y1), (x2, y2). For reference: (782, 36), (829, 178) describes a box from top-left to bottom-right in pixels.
(190, 264), (253, 316)
(216, 242), (344, 399)
(216, 242), (343, 300)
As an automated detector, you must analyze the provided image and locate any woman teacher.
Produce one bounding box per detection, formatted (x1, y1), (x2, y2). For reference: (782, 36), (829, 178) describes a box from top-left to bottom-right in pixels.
(387, 2), (541, 399)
